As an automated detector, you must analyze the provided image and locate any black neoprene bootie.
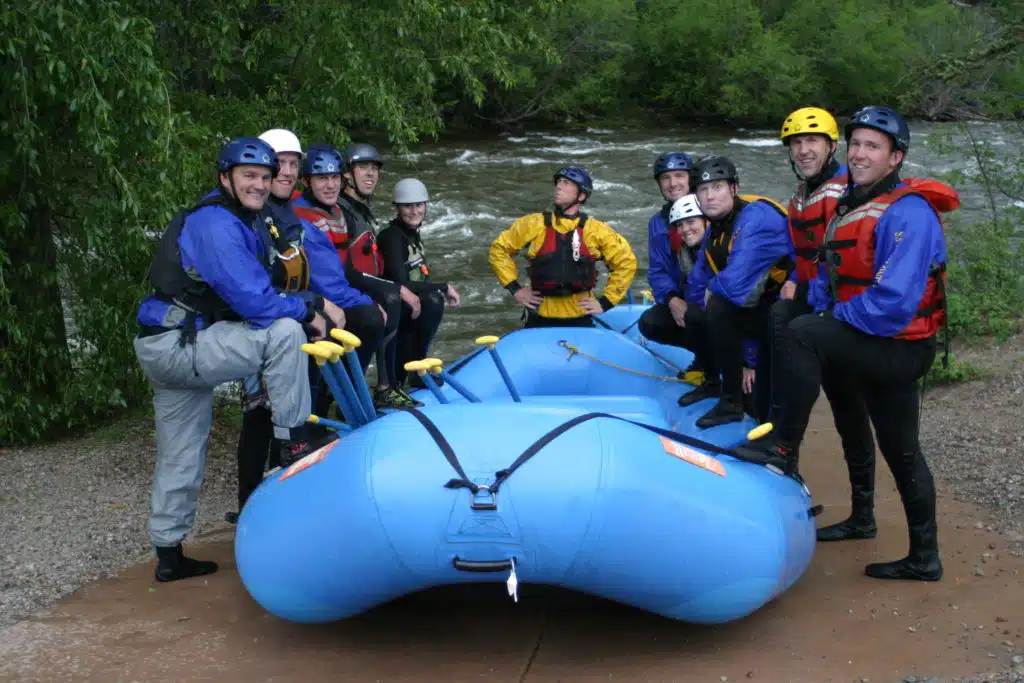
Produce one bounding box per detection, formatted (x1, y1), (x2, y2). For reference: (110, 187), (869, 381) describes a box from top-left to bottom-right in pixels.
(865, 457), (942, 581)
(696, 398), (744, 428)
(155, 544), (219, 583)
(817, 515), (877, 541)
(864, 550), (943, 581)
(678, 380), (720, 407)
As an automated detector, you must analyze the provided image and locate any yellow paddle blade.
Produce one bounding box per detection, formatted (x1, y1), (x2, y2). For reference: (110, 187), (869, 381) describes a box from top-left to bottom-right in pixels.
(423, 358), (444, 369)
(315, 340), (346, 361)
(475, 335), (500, 346)
(747, 422), (774, 441)
(307, 414), (321, 424)
(330, 328), (362, 349)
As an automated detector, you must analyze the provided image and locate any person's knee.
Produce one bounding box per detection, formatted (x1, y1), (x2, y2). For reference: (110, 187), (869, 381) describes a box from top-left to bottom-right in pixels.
(423, 290), (445, 317)
(771, 297), (803, 329)
(267, 317), (305, 349)
(638, 306), (663, 340)
(382, 289), (402, 314)
(788, 312), (828, 346)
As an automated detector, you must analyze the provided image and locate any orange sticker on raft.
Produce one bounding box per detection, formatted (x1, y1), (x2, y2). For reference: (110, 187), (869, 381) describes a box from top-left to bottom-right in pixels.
(659, 436), (727, 477)
(278, 440), (339, 482)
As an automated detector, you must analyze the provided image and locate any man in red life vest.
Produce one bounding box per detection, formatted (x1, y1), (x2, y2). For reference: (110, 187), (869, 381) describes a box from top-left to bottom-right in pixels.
(770, 107), (877, 543)
(744, 106), (960, 582)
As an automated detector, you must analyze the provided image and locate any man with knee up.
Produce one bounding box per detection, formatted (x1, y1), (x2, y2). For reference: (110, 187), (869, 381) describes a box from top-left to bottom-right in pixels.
(744, 106), (958, 581)
(134, 136), (345, 582)
(681, 156), (793, 429)
(770, 107), (877, 542)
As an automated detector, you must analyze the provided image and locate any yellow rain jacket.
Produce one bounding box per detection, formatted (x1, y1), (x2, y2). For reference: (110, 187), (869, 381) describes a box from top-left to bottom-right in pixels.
(489, 211), (637, 320)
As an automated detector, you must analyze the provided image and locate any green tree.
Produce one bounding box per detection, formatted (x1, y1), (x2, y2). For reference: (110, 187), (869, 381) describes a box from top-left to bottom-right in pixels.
(1, 1), (181, 444)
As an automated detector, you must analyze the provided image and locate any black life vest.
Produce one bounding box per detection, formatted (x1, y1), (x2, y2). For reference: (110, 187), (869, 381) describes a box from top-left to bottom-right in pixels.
(381, 219), (430, 282)
(147, 194), (308, 324)
(528, 211), (598, 297)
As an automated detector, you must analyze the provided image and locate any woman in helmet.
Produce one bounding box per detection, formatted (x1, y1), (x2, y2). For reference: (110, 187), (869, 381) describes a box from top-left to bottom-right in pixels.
(377, 178), (461, 387)
(489, 166), (637, 327)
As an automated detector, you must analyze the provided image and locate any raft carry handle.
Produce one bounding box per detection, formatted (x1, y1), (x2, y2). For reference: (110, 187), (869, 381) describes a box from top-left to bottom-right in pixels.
(452, 557), (514, 573)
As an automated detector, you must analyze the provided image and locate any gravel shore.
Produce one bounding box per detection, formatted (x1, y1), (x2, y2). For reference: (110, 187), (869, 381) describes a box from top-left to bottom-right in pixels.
(1, 339), (1021, 682)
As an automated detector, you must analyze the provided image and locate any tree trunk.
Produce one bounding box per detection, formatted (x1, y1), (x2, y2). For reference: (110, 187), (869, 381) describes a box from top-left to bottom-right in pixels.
(1, 196), (72, 401)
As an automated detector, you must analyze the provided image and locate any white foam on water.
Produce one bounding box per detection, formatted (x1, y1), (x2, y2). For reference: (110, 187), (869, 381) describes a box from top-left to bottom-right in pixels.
(424, 211), (502, 234)
(538, 134), (590, 144)
(1014, 200), (1024, 209)
(541, 145), (605, 157)
(586, 127), (616, 135)
(593, 179), (635, 192)
(448, 150), (479, 165)
(506, 137), (529, 143)
(519, 157), (554, 165)
(728, 138), (781, 148)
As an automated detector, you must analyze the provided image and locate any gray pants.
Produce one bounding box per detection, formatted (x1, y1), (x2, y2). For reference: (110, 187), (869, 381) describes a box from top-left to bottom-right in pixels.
(133, 319), (310, 547)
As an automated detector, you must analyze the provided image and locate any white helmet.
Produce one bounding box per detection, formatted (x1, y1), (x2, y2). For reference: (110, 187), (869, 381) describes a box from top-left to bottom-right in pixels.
(259, 129), (303, 157)
(393, 178), (430, 204)
(668, 194), (705, 225)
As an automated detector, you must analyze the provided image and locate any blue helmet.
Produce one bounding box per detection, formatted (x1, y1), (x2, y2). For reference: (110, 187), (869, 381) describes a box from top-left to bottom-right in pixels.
(844, 106), (910, 152)
(217, 136), (278, 176)
(301, 145), (344, 176)
(554, 166), (593, 196)
(653, 152), (694, 178)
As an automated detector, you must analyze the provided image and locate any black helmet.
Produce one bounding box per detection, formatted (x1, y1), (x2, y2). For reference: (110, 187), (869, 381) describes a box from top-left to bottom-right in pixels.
(692, 156), (739, 187)
(342, 143), (383, 169)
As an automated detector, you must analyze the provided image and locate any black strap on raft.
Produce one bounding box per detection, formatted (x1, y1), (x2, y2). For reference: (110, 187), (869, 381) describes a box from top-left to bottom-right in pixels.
(400, 408), (482, 493)
(399, 407), (795, 502)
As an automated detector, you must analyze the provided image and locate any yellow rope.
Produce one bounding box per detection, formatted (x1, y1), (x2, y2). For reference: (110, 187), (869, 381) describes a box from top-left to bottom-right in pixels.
(559, 341), (694, 383)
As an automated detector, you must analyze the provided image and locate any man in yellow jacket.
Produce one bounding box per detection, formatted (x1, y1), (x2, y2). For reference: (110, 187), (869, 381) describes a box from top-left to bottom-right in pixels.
(489, 166), (637, 327)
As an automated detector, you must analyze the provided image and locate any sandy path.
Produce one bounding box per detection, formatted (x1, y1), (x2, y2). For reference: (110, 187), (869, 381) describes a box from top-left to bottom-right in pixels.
(1, 400), (1022, 683)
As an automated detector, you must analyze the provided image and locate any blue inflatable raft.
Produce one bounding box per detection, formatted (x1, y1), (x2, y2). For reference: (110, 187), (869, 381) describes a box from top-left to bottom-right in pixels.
(234, 303), (818, 625)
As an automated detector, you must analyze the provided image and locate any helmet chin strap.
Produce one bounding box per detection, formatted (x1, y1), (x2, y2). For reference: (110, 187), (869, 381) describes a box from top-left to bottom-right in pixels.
(790, 148), (836, 185)
(344, 175), (374, 204)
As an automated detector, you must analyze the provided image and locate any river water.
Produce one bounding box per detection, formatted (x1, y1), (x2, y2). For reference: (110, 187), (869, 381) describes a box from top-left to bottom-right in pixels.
(377, 121), (1013, 362)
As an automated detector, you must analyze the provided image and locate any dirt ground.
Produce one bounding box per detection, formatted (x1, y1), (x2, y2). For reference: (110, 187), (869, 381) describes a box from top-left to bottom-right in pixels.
(1, 398), (1022, 683)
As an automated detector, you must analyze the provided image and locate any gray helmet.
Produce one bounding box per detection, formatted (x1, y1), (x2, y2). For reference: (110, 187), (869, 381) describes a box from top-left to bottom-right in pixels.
(393, 178), (429, 204)
(342, 143), (383, 169)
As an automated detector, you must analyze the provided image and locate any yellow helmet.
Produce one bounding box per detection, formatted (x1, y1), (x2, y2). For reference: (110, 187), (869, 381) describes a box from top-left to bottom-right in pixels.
(780, 107), (839, 144)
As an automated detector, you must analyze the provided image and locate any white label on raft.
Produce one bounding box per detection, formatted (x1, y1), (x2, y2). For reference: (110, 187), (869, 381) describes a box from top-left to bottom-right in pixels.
(278, 440), (338, 482)
(507, 557), (519, 603)
(658, 436), (727, 477)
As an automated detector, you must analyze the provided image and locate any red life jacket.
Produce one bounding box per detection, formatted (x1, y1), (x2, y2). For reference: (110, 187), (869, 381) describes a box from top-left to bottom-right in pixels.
(346, 230), (385, 277)
(788, 175), (847, 283)
(823, 178), (959, 341)
(293, 202), (349, 258)
(528, 212), (598, 297)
